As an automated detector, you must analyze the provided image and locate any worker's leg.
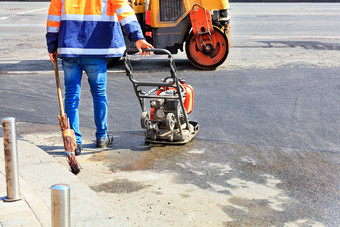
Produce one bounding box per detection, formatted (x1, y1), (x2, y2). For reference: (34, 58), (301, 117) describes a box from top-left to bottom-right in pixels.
(62, 57), (83, 145)
(81, 57), (108, 140)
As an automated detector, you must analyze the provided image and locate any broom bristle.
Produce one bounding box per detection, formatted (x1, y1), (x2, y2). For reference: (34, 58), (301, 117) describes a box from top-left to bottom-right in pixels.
(63, 135), (80, 174)
(66, 152), (81, 174)
(63, 136), (75, 152)
(58, 114), (80, 174)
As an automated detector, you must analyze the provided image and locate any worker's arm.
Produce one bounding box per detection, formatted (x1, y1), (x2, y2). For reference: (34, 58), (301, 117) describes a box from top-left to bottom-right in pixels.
(46, 0), (61, 62)
(112, 0), (143, 41)
(112, 0), (153, 55)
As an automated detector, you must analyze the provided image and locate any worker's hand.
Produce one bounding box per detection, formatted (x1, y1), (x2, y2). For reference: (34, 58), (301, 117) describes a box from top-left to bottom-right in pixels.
(135, 39), (154, 56)
(48, 51), (58, 63)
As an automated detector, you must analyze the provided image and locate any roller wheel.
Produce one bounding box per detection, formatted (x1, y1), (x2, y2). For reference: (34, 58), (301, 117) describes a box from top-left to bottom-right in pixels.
(185, 27), (230, 70)
(141, 112), (150, 129)
(165, 113), (176, 131)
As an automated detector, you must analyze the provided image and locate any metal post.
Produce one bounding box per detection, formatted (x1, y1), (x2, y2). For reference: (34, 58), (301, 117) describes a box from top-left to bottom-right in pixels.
(2, 117), (21, 202)
(51, 184), (70, 227)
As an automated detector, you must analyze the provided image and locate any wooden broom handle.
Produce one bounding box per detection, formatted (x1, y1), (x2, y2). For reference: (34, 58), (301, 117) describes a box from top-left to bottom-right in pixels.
(53, 55), (65, 116)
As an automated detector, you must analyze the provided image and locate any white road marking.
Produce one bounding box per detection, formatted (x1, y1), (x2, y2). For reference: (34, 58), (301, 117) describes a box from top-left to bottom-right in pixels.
(0, 7), (48, 20)
(234, 35), (340, 40)
(0, 24), (45, 28)
(16, 7), (48, 15)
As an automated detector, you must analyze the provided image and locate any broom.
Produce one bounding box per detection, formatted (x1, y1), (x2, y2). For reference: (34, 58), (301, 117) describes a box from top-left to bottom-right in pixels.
(53, 55), (81, 174)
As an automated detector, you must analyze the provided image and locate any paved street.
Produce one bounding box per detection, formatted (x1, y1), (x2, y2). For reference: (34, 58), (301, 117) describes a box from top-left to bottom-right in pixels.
(0, 2), (340, 226)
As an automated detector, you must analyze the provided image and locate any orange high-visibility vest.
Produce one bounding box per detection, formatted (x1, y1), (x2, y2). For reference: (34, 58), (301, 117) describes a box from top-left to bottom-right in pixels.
(46, 0), (144, 57)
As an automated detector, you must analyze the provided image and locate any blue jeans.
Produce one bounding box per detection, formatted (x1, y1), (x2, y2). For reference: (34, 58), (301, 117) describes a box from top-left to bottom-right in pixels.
(62, 57), (108, 145)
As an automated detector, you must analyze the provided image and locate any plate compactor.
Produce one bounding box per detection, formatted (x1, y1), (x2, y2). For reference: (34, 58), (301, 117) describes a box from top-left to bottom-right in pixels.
(124, 48), (199, 144)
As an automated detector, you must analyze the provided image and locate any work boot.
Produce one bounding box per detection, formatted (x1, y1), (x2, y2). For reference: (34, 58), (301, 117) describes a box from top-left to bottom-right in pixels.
(96, 135), (114, 148)
(74, 144), (83, 156)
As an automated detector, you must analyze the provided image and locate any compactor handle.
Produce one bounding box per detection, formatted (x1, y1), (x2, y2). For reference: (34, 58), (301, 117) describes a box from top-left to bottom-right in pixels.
(123, 48), (177, 82)
(124, 48), (172, 57)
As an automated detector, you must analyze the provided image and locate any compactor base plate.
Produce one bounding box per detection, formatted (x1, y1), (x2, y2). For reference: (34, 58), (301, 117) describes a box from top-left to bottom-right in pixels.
(145, 121), (199, 145)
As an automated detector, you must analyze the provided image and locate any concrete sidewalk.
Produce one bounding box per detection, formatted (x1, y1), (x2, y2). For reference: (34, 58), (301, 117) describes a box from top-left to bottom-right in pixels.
(0, 136), (125, 227)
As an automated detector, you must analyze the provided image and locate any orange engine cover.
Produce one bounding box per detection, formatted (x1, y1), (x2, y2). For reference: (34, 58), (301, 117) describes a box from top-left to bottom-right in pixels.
(182, 83), (194, 114)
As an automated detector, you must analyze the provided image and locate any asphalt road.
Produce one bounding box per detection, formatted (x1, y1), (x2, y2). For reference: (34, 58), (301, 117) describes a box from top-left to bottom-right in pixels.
(0, 2), (340, 226)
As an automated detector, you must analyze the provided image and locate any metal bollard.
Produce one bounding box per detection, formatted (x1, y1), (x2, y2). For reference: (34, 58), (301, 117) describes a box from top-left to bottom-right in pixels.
(51, 184), (70, 227)
(2, 117), (21, 202)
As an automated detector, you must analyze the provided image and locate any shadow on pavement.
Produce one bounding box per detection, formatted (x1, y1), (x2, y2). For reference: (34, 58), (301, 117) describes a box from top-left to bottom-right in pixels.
(0, 57), (204, 74)
(0, 60), (55, 73)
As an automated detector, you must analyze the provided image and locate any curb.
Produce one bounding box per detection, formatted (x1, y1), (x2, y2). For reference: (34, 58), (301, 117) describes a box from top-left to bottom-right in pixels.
(0, 137), (126, 226)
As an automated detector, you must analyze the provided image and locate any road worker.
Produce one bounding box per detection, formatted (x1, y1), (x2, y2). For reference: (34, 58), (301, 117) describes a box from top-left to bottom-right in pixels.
(46, 0), (153, 155)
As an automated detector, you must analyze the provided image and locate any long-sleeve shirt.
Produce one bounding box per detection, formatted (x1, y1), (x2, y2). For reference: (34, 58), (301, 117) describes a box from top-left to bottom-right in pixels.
(46, 0), (144, 57)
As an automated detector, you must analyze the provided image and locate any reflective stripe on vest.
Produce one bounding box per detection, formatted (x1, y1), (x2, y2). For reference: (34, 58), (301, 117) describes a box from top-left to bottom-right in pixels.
(120, 14), (137, 26)
(61, 14), (118, 22)
(58, 47), (126, 55)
